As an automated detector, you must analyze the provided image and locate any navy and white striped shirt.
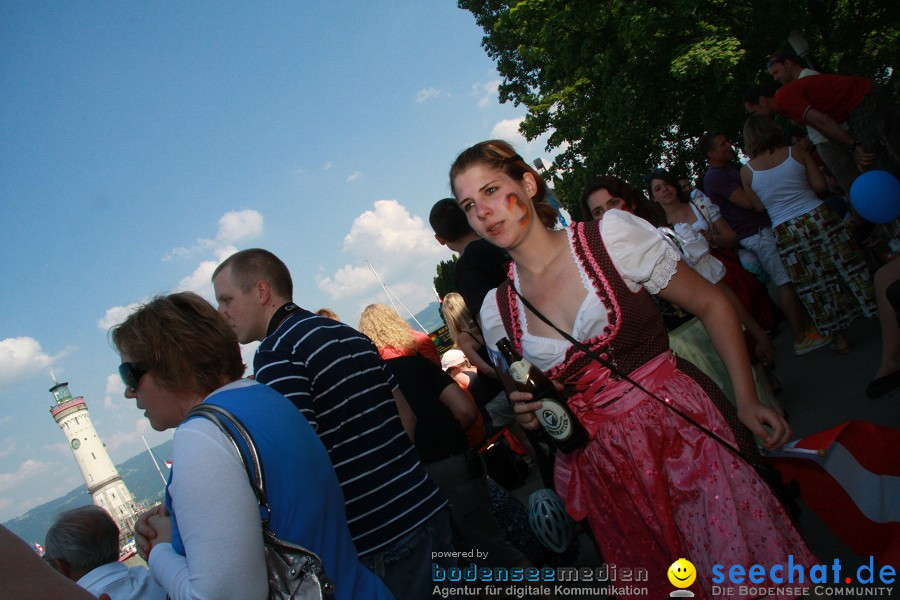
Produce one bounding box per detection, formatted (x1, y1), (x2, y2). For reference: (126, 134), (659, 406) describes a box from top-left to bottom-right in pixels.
(253, 306), (446, 557)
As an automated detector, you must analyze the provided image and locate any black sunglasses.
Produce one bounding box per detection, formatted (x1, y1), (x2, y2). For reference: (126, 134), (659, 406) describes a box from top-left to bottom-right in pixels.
(119, 362), (147, 392)
(765, 57), (784, 69)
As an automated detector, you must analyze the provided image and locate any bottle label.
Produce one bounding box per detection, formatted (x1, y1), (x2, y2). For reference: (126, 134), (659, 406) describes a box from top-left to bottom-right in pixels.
(508, 359), (532, 384)
(535, 398), (572, 441)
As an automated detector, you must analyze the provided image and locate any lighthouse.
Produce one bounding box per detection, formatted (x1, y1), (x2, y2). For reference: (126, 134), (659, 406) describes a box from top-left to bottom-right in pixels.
(49, 379), (138, 546)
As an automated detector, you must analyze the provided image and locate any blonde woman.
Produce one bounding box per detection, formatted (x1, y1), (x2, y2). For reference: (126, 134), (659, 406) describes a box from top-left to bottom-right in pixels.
(359, 304), (529, 573)
(442, 292), (509, 420)
(441, 292), (499, 377)
(442, 292), (539, 466)
(357, 303), (441, 365)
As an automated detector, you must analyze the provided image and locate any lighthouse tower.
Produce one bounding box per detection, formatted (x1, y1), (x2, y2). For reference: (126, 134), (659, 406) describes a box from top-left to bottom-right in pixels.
(49, 379), (138, 546)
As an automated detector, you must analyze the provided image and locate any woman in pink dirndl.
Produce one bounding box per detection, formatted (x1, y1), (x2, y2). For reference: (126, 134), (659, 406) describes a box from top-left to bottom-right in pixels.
(449, 140), (817, 599)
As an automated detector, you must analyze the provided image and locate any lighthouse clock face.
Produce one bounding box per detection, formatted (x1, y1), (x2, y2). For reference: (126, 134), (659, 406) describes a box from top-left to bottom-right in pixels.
(71, 438), (80, 450)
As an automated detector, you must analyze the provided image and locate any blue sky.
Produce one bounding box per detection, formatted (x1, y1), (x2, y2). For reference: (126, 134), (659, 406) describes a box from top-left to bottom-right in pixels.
(0, 2), (559, 523)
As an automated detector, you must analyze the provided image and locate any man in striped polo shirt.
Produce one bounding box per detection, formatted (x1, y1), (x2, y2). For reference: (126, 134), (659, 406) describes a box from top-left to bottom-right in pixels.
(212, 248), (453, 599)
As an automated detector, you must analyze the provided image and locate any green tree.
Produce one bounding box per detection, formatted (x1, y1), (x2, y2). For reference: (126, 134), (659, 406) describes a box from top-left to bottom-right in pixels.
(434, 255), (459, 299)
(459, 0), (898, 216)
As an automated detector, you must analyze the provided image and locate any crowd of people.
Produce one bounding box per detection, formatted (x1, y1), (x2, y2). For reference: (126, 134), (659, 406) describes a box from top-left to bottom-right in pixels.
(21, 50), (897, 600)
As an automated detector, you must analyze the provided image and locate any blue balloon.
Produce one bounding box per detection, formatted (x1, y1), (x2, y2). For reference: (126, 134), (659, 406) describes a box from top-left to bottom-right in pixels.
(850, 170), (900, 224)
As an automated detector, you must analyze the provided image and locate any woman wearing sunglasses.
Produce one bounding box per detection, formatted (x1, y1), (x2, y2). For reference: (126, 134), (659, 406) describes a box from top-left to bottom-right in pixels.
(451, 140), (815, 599)
(112, 292), (392, 600)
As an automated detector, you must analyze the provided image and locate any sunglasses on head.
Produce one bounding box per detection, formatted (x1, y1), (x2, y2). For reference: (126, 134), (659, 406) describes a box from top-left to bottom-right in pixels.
(119, 362), (147, 392)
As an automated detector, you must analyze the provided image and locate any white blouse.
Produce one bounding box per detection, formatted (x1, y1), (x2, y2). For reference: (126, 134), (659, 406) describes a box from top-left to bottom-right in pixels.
(687, 190), (722, 233)
(666, 224), (726, 285)
(480, 210), (681, 372)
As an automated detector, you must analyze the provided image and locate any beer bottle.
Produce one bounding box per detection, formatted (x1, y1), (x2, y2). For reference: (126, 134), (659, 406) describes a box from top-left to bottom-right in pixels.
(496, 337), (587, 453)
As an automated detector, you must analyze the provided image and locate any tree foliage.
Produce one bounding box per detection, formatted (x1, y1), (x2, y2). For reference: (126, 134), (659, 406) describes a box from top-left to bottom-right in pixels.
(459, 0), (898, 217)
(434, 255), (459, 299)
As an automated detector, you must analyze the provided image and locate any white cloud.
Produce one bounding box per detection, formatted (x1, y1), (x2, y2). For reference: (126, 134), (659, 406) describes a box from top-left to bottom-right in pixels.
(473, 79), (501, 108)
(216, 210), (263, 244)
(415, 87), (445, 103)
(324, 162), (333, 170)
(0, 415), (10, 427)
(172, 220), (250, 299)
(103, 373), (125, 410)
(317, 200), (452, 306)
(176, 259), (220, 300)
(41, 441), (70, 457)
(183, 245), (239, 300)
(346, 171), (363, 182)
(108, 214), (246, 325)
(343, 200), (444, 257)
(317, 264), (379, 298)
(164, 242), (210, 262)
(165, 210), (263, 260)
(490, 117), (528, 145)
(0, 337), (60, 386)
(0, 459), (55, 492)
(489, 118), (568, 170)
(0, 439), (16, 459)
(98, 303), (141, 331)
(240, 341), (260, 376)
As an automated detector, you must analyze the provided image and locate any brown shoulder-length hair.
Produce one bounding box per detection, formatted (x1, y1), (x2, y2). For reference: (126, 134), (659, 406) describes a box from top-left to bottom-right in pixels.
(449, 139), (559, 229)
(743, 114), (786, 158)
(579, 176), (666, 226)
(645, 168), (691, 205)
(110, 292), (245, 396)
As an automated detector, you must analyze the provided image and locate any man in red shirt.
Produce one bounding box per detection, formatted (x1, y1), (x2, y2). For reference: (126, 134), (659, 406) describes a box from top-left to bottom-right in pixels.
(761, 51), (860, 192)
(743, 74), (896, 175)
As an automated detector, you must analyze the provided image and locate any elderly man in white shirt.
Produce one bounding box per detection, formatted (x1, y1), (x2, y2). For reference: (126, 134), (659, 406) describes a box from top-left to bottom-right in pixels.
(44, 505), (166, 600)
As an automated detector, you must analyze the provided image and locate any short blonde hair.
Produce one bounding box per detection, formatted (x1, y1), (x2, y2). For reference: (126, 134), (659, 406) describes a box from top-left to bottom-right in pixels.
(315, 308), (341, 321)
(358, 304), (415, 352)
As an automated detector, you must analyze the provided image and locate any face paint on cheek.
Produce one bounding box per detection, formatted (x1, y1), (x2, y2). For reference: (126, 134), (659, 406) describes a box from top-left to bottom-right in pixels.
(507, 193), (532, 227)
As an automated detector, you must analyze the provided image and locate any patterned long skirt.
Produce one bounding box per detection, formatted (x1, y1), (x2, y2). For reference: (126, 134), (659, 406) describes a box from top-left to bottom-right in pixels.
(774, 203), (877, 334)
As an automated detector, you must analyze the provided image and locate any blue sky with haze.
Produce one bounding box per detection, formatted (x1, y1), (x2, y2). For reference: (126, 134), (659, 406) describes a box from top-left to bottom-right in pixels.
(0, 1), (560, 523)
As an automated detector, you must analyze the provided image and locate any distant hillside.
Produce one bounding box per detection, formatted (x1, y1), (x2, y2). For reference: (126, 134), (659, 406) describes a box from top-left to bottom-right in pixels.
(3, 440), (173, 545)
(408, 301), (444, 333)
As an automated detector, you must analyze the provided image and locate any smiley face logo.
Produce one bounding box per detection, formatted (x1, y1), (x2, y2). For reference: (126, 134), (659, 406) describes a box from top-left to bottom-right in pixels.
(667, 558), (696, 588)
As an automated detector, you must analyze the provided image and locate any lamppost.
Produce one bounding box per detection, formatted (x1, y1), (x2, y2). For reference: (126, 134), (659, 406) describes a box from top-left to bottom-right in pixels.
(787, 30), (820, 72)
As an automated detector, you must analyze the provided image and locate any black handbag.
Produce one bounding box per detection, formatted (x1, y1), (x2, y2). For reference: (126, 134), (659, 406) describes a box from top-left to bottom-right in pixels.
(187, 403), (335, 599)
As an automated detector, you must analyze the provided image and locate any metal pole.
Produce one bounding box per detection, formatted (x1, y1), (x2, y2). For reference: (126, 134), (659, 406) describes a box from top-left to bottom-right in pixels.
(366, 259), (430, 333)
(142, 435), (168, 487)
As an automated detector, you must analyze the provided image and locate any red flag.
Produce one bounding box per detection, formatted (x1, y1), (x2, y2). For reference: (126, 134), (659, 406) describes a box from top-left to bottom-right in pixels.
(765, 420), (900, 566)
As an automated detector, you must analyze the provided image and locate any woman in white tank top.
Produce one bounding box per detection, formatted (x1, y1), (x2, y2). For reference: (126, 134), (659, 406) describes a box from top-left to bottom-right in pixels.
(741, 115), (876, 353)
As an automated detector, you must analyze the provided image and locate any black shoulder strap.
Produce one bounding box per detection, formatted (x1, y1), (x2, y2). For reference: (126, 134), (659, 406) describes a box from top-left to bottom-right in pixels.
(507, 282), (763, 471)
